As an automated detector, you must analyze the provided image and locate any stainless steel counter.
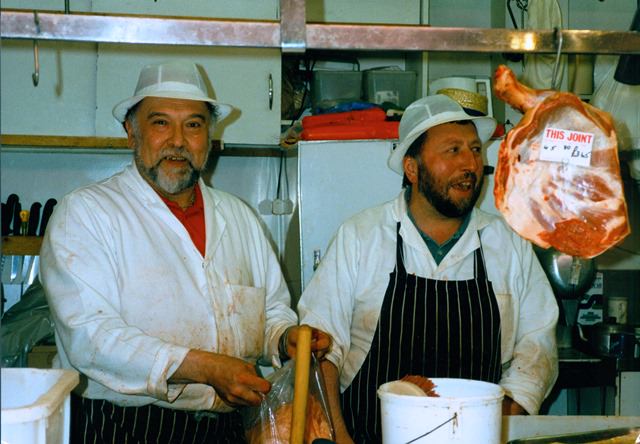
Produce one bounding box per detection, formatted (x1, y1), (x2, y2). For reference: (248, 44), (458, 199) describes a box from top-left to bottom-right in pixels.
(502, 415), (640, 443)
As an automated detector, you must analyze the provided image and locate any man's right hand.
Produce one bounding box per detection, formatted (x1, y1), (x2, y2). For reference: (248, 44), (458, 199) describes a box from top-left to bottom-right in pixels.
(170, 350), (270, 407)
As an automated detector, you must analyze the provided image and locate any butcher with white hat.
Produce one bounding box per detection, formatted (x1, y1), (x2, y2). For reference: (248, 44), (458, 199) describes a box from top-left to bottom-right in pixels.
(41, 60), (331, 443)
(298, 94), (559, 443)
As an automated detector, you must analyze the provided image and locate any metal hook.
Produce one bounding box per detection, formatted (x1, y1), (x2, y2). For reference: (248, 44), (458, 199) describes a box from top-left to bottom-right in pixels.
(551, 27), (564, 90)
(32, 11), (40, 87)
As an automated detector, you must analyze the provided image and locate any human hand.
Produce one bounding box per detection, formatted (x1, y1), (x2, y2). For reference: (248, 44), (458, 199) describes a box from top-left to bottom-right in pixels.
(172, 350), (270, 408)
(206, 354), (271, 407)
(502, 396), (527, 415)
(282, 324), (332, 359)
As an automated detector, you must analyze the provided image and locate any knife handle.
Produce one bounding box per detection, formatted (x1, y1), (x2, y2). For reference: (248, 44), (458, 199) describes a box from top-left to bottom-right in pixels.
(12, 202), (22, 236)
(19, 210), (29, 236)
(39, 198), (57, 237)
(1, 203), (8, 236)
(3, 194), (19, 236)
(27, 202), (42, 236)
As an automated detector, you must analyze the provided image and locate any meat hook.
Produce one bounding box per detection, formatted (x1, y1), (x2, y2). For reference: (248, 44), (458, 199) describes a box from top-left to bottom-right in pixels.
(32, 11), (40, 87)
(551, 27), (564, 90)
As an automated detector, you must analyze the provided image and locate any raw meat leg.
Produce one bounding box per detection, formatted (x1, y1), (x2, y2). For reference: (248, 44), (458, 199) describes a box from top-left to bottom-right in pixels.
(493, 65), (630, 258)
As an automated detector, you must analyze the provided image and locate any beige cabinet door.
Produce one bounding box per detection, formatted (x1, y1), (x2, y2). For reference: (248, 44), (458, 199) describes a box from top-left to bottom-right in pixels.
(95, 45), (281, 145)
(306, 0), (423, 24)
(91, 1), (282, 145)
(0, 40), (98, 136)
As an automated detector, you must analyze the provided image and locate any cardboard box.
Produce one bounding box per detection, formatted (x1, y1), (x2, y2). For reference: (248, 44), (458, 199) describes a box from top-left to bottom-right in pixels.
(27, 345), (58, 369)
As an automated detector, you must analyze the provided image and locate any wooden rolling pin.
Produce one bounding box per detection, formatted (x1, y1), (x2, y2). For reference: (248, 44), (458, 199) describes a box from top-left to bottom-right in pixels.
(290, 325), (312, 444)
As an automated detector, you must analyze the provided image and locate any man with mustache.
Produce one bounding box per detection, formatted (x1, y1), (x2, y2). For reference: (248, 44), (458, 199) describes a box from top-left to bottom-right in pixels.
(298, 95), (558, 443)
(40, 61), (330, 443)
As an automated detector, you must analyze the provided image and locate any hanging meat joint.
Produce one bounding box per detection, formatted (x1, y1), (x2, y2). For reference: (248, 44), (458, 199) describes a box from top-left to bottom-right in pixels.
(492, 65), (630, 259)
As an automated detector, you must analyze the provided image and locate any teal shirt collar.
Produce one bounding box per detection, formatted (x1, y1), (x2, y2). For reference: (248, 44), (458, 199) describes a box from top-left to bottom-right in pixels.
(404, 187), (472, 265)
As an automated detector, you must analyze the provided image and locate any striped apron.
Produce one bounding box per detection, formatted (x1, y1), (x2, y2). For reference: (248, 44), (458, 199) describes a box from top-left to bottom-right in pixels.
(71, 395), (246, 444)
(340, 222), (502, 443)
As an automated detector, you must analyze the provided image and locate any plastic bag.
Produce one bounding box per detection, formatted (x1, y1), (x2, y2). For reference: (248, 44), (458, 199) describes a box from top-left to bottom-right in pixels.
(1, 277), (55, 367)
(242, 358), (334, 443)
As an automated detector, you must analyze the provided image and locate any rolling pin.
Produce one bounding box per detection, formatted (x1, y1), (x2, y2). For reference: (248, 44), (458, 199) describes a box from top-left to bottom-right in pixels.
(290, 325), (312, 444)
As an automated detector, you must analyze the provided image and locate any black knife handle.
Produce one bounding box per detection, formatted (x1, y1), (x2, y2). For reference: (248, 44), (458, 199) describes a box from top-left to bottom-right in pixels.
(2, 194), (19, 236)
(1, 203), (8, 236)
(12, 202), (22, 236)
(27, 202), (42, 236)
(39, 198), (57, 237)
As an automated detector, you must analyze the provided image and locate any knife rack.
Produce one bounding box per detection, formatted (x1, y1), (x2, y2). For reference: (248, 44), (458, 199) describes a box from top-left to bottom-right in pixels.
(2, 236), (43, 256)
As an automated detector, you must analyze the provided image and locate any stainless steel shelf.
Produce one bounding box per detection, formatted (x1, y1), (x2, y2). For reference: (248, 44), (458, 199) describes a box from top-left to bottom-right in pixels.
(2, 9), (639, 55)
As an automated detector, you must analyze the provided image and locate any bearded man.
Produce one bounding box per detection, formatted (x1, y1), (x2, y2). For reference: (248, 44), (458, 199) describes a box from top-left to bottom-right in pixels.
(297, 94), (559, 444)
(40, 61), (329, 443)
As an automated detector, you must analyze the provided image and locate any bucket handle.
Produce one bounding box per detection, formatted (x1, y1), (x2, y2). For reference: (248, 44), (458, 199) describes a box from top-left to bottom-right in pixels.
(405, 413), (458, 444)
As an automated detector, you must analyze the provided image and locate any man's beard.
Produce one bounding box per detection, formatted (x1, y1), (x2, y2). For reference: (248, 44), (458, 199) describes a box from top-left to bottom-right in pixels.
(134, 144), (204, 194)
(416, 160), (483, 218)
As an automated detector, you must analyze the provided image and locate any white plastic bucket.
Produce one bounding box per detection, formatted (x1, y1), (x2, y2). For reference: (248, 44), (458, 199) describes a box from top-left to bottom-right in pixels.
(1, 368), (79, 444)
(378, 378), (504, 444)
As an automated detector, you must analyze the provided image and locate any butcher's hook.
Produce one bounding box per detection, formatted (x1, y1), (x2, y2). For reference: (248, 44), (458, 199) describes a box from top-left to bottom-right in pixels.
(32, 11), (40, 87)
(551, 27), (563, 90)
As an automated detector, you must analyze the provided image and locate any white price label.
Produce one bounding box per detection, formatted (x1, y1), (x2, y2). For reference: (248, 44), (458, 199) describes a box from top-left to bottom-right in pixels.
(539, 127), (594, 167)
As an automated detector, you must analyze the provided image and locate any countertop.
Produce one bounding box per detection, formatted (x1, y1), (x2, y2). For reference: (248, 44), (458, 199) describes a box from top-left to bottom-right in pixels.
(502, 415), (640, 442)
(559, 346), (640, 373)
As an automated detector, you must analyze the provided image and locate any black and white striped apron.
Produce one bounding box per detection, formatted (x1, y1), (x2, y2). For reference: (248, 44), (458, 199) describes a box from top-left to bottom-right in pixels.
(71, 394), (246, 444)
(340, 222), (502, 443)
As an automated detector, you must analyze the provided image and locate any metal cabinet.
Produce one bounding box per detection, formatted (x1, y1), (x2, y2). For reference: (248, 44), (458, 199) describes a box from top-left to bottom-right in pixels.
(1, 1), (282, 145)
(0, 40), (98, 136)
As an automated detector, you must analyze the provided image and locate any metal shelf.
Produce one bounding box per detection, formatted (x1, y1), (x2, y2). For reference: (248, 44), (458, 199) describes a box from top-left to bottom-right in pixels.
(1, 8), (639, 55)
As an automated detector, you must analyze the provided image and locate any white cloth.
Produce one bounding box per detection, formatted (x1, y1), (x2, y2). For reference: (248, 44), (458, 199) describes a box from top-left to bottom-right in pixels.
(298, 191), (559, 415)
(40, 163), (297, 411)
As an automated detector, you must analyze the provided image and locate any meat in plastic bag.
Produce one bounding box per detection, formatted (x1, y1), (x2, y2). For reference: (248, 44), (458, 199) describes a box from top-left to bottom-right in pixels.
(242, 358), (334, 444)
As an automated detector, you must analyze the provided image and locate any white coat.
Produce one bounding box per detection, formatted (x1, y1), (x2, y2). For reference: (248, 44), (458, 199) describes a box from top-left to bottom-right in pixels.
(298, 191), (559, 414)
(40, 163), (297, 411)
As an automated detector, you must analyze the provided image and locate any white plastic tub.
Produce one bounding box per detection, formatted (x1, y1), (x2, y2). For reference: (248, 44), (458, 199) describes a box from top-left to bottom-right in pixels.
(1, 368), (79, 444)
(378, 378), (504, 444)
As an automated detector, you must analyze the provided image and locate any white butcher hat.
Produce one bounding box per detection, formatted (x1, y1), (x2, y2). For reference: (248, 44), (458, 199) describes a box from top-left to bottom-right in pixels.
(388, 94), (497, 175)
(112, 61), (234, 123)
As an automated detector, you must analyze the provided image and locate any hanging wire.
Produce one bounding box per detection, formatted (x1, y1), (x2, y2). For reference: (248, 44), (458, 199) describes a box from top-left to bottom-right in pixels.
(275, 149), (290, 203)
(551, 27), (564, 90)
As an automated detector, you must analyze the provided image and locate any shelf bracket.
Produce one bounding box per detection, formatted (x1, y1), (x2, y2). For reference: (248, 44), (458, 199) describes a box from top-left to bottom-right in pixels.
(280, 0), (306, 53)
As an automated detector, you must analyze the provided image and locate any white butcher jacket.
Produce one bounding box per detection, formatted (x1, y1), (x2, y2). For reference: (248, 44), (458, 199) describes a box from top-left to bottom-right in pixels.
(298, 191), (559, 415)
(40, 163), (297, 411)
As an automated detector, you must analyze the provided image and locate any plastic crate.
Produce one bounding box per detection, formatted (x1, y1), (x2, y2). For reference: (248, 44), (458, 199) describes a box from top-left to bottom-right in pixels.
(311, 70), (363, 107)
(363, 69), (417, 109)
(1, 368), (79, 444)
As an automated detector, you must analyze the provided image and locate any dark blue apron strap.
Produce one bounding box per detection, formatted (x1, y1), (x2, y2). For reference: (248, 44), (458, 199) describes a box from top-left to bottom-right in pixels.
(395, 221), (407, 275)
(476, 241), (488, 281)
